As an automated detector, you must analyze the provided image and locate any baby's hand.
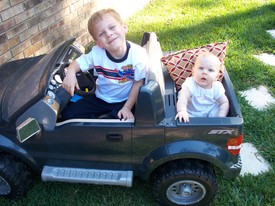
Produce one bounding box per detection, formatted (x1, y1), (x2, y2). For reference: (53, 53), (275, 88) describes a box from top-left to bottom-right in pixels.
(118, 107), (134, 121)
(175, 110), (190, 123)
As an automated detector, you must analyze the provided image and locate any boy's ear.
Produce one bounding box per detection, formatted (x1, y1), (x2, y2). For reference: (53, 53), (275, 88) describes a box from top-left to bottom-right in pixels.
(123, 23), (128, 33)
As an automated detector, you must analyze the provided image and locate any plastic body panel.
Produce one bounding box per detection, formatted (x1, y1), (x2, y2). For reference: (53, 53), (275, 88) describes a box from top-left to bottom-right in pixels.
(0, 33), (243, 186)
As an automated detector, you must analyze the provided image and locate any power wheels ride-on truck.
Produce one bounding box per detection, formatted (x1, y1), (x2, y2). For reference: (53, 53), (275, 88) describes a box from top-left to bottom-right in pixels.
(0, 32), (243, 206)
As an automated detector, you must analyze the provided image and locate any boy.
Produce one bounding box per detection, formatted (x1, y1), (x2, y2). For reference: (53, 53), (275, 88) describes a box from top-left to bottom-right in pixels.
(175, 52), (229, 123)
(62, 8), (147, 121)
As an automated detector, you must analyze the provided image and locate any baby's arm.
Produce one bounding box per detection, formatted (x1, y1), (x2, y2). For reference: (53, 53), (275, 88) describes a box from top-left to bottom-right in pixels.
(217, 94), (229, 117)
(62, 61), (81, 96)
(175, 86), (191, 123)
(118, 79), (144, 120)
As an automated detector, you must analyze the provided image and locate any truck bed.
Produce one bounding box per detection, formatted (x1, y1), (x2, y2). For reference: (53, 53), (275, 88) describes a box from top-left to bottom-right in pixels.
(139, 32), (243, 128)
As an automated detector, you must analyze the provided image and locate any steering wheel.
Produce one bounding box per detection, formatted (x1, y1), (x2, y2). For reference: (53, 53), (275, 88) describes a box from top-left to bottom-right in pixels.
(59, 62), (96, 96)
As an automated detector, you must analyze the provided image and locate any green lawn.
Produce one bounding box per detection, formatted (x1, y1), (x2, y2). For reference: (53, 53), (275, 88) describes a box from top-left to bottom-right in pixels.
(2, 0), (275, 205)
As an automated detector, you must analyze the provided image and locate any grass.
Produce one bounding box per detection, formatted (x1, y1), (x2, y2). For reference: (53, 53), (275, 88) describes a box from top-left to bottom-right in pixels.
(2, 0), (275, 205)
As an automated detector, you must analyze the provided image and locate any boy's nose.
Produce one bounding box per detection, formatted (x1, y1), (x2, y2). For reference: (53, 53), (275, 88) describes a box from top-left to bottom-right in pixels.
(106, 30), (113, 37)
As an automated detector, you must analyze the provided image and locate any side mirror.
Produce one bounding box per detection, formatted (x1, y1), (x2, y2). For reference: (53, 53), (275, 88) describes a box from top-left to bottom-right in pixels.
(16, 118), (41, 143)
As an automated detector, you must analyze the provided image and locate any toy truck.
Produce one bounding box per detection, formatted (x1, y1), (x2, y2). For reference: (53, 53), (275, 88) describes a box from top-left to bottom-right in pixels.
(0, 32), (243, 206)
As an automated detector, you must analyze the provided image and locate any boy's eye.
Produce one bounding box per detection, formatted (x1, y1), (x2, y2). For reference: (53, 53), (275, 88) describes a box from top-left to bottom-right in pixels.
(99, 32), (105, 37)
(110, 25), (116, 30)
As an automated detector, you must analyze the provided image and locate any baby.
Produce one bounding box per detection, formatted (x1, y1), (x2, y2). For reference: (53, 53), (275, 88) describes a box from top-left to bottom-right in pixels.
(175, 52), (229, 123)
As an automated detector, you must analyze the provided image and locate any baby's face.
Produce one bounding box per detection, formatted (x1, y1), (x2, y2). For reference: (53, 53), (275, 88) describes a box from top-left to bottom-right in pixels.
(192, 56), (220, 89)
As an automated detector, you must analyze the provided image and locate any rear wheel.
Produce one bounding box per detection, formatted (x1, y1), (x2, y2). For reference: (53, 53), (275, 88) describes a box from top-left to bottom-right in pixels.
(0, 154), (33, 200)
(152, 160), (218, 206)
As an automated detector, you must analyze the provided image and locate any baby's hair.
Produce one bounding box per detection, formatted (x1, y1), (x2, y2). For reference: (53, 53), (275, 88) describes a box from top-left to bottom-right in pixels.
(87, 8), (123, 40)
(196, 52), (220, 66)
(194, 52), (223, 72)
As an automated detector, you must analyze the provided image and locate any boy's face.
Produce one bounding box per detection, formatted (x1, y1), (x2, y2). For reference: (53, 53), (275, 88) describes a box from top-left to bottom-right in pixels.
(192, 55), (220, 89)
(93, 14), (127, 56)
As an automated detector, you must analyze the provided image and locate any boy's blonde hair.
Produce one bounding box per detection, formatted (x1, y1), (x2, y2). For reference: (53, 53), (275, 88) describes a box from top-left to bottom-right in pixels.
(87, 8), (123, 40)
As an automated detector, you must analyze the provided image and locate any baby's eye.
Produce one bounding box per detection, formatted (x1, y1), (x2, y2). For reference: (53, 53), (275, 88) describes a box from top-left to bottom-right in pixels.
(198, 67), (203, 70)
(110, 25), (116, 30)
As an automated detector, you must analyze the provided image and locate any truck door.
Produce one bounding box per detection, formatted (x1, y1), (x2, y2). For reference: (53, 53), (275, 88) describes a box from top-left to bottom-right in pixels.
(22, 120), (133, 170)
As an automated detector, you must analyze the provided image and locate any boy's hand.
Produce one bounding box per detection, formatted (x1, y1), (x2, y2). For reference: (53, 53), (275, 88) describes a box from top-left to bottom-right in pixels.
(62, 68), (80, 96)
(175, 110), (190, 123)
(118, 107), (134, 121)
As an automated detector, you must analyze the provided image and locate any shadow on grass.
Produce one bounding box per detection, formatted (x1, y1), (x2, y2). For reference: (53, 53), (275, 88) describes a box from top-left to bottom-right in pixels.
(2, 172), (274, 206)
(127, 3), (275, 91)
(0, 176), (158, 206)
(129, 3), (275, 49)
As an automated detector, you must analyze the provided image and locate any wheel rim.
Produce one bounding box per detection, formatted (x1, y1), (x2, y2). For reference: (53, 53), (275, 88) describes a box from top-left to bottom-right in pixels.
(0, 176), (11, 195)
(166, 180), (206, 205)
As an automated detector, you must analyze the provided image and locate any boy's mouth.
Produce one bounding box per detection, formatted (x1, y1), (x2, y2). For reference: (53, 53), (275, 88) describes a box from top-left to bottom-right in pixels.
(108, 37), (118, 44)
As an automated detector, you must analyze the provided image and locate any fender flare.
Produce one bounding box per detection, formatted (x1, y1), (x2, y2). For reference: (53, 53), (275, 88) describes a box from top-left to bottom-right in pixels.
(0, 135), (40, 170)
(139, 140), (239, 180)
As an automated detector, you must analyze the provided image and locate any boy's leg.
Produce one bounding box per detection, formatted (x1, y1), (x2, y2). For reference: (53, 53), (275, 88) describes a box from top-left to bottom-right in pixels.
(85, 95), (127, 118)
(61, 94), (127, 120)
(103, 101), (126, 119)
(61, 94), (103, 120)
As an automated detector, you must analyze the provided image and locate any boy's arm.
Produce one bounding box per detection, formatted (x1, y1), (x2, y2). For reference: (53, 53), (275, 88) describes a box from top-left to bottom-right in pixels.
(118, 79), (144, 120)
(217, 94), (229, 117)
(175, 86), (191, 123)
(62, 61), (81, 96)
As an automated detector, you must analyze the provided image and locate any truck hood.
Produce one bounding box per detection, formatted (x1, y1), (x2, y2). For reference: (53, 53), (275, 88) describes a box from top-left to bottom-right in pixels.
(0, 38), (76, 122)
(0, 55), (47, 122)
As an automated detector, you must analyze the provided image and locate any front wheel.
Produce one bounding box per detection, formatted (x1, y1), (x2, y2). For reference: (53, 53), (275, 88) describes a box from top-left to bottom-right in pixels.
(0, 154), (33, 200)
(152, 160), (218, 206)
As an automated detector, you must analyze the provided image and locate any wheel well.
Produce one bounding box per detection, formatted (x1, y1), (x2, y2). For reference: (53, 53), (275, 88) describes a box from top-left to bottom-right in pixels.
(0, 152), (35, 199)
(149, 158), (216, 182)
(0, 151), (36, 174)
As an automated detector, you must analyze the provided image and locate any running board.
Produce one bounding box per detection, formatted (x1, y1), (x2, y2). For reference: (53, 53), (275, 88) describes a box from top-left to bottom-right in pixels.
(41, 166), (133, 187)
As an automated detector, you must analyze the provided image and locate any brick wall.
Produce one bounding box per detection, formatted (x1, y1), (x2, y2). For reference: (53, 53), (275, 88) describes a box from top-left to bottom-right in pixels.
(0, 0), (149, 65)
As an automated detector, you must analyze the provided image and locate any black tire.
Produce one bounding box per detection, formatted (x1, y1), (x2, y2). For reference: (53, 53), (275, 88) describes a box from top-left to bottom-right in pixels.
(0, 154), (33, 200)
(152, 160), (218, 206)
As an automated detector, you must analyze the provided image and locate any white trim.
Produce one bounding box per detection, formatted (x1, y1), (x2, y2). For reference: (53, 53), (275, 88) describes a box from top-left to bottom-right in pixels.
(228, 145), (242, 150)
(56, 118), (134, 127)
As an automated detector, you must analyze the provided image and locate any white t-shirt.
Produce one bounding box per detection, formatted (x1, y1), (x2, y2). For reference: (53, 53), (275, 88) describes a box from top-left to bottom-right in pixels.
(76, 41), (147, 103)
(180, 76), (225, 117)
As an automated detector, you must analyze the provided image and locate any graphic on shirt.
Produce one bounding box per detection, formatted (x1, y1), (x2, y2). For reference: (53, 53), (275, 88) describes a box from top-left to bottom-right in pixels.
(95, 64), (134, 83)
(118, 64), (134, 83)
